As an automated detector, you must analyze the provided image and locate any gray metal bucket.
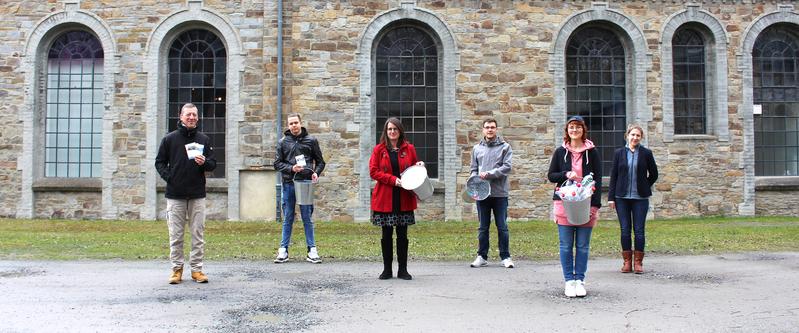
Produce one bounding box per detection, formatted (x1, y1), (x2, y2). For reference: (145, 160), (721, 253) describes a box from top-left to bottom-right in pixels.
(466, 175), (491, 201)
(294, 180), (314, 205)
(562, 197), (590, 225)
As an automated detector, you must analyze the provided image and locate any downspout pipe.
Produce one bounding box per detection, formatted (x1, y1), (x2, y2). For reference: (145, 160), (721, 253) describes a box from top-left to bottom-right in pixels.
(275, 0), (284, 222)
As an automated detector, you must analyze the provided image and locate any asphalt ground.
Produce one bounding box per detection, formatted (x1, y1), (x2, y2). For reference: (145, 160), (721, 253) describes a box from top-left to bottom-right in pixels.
(1, 253), (797, 332)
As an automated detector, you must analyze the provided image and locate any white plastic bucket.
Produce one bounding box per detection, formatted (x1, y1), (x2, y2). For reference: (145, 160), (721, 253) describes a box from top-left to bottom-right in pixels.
(562, 197), (591, 225)
(400, 165), (433, 201)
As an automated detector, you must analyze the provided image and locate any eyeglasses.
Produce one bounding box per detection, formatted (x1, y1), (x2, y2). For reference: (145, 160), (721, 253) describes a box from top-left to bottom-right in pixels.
(387, 128), (400, 132)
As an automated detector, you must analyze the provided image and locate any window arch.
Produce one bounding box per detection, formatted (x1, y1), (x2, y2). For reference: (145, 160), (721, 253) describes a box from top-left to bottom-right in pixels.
(672, 27), (707, 135)
(753, 24), (799, 176)
(166, 29), (227, 178)
(374, 25), (439, 178)
(565, 26), (627, 173)
(44, 30), (104, 178)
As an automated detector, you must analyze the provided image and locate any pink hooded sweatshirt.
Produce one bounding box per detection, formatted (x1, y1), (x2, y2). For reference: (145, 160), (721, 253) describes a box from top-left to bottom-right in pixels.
(554, 139), (600, 227)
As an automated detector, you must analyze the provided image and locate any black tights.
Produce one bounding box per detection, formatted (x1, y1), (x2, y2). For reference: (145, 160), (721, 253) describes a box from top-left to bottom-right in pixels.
(382, 225), (408, 240)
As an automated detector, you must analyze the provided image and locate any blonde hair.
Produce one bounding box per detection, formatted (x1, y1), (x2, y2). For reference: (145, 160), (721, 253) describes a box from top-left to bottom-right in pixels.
(625, 124), (645, 139)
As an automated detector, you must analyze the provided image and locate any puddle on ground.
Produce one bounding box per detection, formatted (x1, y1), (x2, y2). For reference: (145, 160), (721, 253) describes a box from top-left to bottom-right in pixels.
(249, 313), (282, 323)
(0, 267), (46, 278)
(649, 271), (724, 284)
(156, 294), (208, 304)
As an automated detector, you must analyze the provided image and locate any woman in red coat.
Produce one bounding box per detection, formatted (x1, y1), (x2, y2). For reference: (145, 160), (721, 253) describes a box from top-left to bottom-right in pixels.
(369, 117), (423, 280)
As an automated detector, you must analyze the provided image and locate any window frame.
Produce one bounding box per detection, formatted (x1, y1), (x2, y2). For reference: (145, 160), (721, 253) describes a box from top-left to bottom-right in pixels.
(373, 24), (441, 179)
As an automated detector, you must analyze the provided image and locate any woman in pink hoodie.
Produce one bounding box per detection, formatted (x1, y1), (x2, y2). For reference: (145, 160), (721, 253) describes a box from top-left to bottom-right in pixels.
(547, 116), (602, 298)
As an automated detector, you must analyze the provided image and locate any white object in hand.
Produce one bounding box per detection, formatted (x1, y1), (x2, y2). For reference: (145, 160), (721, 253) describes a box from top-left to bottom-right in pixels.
(185, 142), (204, 160)
(295, 154), (306, 167)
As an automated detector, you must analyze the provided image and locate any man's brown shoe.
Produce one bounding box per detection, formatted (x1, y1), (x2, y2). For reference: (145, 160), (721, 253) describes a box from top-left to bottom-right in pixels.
(191, 271), (209, 283)
(169, 268), (183, 284)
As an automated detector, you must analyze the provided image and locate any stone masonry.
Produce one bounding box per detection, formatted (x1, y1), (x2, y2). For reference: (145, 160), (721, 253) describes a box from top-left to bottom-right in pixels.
(0, 0), (797, 221)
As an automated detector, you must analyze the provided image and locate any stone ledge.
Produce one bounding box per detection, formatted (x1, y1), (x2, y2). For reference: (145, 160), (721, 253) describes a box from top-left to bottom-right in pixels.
(156, 178), (229, 193)
(755, 176), (799, 191)
(33, 178), (102, 192)
(671, 134), (717, 141)
(431, 179), (445, 194)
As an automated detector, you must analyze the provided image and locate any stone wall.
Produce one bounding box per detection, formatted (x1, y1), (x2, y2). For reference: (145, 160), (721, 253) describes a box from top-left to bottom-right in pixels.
(756, 190), (799, 217)
(0, 0), (797, 221)
(34, 192), (102, 219)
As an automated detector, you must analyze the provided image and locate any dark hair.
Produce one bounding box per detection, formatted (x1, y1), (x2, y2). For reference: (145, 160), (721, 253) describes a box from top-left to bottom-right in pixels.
(563, 116), (588, 143)
(482, 118), (498, 128)
(287, 113), (302, 122)
(379, 117), (406, 147)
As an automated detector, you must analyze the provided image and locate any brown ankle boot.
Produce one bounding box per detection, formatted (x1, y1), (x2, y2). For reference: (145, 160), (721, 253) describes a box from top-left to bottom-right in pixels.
(633, 251), (645, 274)
(169, 268), (183, 284)
(621, 251), (633, 273)
(191, 271), (209, 283)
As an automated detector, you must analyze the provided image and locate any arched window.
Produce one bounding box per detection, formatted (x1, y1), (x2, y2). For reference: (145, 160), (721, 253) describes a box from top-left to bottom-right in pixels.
(566, 26), (626, 173)
(375, 25), (439, 178)
(167, 29), (226, 177)
(45, 31), (104, 178)
(753, 24), (799, 176)
(673, 27), (707, 134)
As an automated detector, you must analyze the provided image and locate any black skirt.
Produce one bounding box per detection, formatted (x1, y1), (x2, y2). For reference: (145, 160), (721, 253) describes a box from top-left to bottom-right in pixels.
(371, 211), (416, 227)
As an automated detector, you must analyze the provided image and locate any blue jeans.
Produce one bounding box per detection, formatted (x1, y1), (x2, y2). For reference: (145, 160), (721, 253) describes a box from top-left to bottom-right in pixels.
(615, 198), (649, 251)
(558, 225), (593, 281)
(476, 197), (510, 260)
(280, 182), (315, 249)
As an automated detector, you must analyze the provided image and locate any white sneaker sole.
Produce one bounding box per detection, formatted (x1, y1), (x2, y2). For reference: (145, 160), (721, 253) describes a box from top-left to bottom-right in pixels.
(274, 258), (288, 263)
(470, 262), (488, 268)
(306, 257), (322, 264)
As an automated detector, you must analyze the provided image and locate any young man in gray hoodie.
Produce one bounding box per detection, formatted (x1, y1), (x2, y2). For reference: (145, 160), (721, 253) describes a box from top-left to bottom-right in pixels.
(469, 118), (514, 268)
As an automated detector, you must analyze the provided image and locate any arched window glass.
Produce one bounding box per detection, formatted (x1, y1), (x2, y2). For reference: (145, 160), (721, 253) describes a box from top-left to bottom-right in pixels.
(45, 31), (104, 178)
(565, 26), (626, 173)
(167, 29), (226, 177)
(673, 28), (707, 134)
(375, 26), (439, 178)
(753, 25), (799, 176)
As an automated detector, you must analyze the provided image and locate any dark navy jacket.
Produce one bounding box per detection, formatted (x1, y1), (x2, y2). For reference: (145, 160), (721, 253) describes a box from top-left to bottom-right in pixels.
(608, 146), (658, 200)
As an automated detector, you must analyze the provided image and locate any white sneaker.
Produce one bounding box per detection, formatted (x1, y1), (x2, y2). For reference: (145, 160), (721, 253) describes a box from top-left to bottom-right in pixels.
(501, 258), (515, 268)
(564, 280), (577, 298)
(574, 280), (587, 297)
(274, 247), (288, 263)
(470, 256), (488, 268)
(306, 247), (321, 264)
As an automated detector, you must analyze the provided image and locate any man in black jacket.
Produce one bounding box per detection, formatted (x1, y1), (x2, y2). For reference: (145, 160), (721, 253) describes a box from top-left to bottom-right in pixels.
(274, 113), (326, 264)
(155, 103), (217, 284)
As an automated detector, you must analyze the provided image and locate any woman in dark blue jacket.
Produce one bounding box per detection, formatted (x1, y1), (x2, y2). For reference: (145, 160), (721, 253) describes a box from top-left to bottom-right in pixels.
(608, 124), (658, 274)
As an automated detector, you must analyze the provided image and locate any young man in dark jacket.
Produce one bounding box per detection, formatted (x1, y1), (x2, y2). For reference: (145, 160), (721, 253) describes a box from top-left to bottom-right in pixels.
(155, 103), (217, 284)
(273, 113), (326, 263)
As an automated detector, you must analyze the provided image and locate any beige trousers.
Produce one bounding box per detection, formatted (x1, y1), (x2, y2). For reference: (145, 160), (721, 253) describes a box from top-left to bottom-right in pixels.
(166, 198), (206, 272)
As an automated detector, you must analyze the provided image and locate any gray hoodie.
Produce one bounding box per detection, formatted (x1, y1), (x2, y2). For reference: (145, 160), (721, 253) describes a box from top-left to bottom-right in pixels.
(470, 136), (513, 198)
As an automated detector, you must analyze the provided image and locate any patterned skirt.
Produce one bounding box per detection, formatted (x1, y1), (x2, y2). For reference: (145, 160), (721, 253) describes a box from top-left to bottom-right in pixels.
(371, 211), (416, 227)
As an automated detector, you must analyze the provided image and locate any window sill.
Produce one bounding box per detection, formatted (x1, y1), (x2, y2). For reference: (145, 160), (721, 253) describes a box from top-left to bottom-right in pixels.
(33, 178), (102, 192)
(430, 179), (445, 194)
(156, 178), (229, 193)
(755, 176), (799, 191)
(672, 134), (717, 141)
